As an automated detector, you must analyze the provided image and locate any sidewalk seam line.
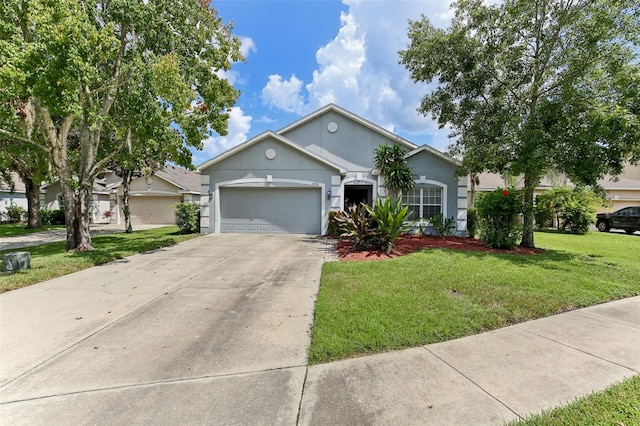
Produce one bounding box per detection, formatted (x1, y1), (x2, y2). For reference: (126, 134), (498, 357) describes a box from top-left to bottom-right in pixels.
(296, 366), (310, 426)
(0, 364), (307, 405)
(513, 322), (639, 374)
(423, 346), (523, 420)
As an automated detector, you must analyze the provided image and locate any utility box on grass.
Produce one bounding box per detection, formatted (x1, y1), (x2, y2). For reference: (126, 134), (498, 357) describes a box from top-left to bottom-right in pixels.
(2, 252), (31, 272)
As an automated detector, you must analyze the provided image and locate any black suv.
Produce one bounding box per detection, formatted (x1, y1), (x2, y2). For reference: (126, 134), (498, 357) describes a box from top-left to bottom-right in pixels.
(596, 206), (640, 234)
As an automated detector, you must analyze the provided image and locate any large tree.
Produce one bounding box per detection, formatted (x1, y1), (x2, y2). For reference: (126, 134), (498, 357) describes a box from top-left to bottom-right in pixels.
(400, 0), (640, 247)
(0, 97), (50, 228)
(0, 0), (241, 250)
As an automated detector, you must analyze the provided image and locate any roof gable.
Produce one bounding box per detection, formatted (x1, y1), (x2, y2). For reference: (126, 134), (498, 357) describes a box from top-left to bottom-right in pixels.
(276, 104), (418, 150)
(405, 144), (461, 167)
(196, 131), (346, 174)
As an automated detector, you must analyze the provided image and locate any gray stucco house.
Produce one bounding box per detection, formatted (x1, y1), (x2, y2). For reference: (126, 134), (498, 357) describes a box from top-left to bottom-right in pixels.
(197, 104), (467, 236)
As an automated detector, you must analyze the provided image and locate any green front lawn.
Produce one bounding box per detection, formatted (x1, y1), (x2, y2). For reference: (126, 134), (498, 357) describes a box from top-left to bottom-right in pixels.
(0, 226), (201, 293)
(0, 223), (65, 237)
(309, 231), (640, 364)
(509, 374), (640, 425)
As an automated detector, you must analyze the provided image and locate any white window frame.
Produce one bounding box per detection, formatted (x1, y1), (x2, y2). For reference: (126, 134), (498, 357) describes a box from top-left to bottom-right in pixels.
(402, 181), (447, 221)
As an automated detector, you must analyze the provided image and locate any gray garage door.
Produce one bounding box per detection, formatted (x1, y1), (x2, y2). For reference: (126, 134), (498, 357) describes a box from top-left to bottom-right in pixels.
(220, 188), (321, 234)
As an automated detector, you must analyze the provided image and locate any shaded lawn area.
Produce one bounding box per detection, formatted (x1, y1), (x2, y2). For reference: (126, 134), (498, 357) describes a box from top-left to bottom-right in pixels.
(309, 231), (640, 364)
(509, 374), (640, 425)
(0, 223), (65, 237)
(0, 226), (201, 293)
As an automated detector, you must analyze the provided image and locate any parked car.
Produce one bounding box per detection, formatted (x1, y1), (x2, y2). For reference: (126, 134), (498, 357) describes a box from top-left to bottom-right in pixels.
(596, 206), (640, 234)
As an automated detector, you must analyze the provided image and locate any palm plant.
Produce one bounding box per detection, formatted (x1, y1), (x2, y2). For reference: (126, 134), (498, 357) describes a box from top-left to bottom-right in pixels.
(373, 144), (415, 198)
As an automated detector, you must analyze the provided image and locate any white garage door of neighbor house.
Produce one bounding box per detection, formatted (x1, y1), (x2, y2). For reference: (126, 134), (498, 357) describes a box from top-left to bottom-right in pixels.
(129, 196), (177, 224)
(220, 188), (321, 234)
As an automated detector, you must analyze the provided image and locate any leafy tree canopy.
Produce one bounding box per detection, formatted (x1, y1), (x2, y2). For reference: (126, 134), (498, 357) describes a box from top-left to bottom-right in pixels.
(400, 0), (640, 247)
(0, 0), (242, 250)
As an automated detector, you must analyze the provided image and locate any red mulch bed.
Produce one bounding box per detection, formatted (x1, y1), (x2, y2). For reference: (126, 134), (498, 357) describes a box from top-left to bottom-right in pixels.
(335, 235), (543, 261)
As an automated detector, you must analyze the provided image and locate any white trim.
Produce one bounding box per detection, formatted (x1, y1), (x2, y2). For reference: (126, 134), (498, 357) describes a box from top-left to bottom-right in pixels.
(405, 144), (461, 167)
(403, 179), (448, 219)
(341, 175), (378, 210)
(212, 178), (326, 234)
(197, 130), (346, 173)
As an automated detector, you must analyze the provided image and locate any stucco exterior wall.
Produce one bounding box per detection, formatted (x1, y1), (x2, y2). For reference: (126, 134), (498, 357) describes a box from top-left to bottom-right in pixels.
(280, 110), (410, 170)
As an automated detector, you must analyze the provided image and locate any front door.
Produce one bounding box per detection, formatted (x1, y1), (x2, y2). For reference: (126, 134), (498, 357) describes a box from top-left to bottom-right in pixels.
(344, 185), (372, 209)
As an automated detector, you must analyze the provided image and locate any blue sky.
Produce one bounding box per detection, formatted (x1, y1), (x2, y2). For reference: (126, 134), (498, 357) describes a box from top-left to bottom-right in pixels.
(195, 0), (456, 166)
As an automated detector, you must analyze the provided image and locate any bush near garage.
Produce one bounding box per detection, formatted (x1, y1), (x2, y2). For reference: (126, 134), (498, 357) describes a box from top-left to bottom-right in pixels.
(174, 202), (200, 234)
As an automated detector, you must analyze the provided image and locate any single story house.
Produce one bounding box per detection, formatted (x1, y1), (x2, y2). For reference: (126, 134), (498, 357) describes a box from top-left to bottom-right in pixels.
(42, 166), (200, 225)
(114, 167), (200, 225)
(197, 104), (467, 236)
(471, 164), (640, 212)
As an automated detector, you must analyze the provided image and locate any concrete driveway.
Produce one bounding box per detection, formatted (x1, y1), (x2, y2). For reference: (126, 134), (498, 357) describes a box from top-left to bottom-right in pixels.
(1, 233), (328, 425)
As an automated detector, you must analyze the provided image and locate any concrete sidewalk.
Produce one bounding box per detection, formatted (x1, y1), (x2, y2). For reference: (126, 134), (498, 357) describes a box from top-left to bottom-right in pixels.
(0, 231), (638, 425)
(300, 296), (640, 425)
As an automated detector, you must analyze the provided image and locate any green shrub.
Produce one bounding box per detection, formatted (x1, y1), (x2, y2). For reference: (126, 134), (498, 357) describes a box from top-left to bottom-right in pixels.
(174, 202), (200, 234)
(466, 208), (478, 237)
(41, 209), (66, 225)
(533, 196), (554, 230)
(365, 197), (411, 253)
(327, 211), (341, 237)
(5, 204), (25, 223)
(559, 186), (598, 234)
(429, 212), (456, 237)
(476, 188), (523, 249)
(534, 186), (598, 234)
(333, 203), (375, 251)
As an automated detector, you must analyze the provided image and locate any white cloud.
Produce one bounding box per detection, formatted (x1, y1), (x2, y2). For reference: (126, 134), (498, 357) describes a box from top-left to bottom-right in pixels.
(258, 0), (456, 151)
(239, 36), (257, 58)
(261, 74), (307, 114)
(198, 106), (252, 164)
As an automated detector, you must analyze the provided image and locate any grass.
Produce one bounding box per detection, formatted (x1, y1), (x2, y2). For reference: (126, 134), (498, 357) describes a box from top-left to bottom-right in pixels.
(309, 231), (640, 364)
(0, 226), (201, 293)
(0, 223), (65, 237)
(509, 374), (640, 425)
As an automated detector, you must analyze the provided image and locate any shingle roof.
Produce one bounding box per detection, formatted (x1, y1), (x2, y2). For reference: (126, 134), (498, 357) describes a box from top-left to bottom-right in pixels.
(154, 167), (201, 194)
(472, 170), (640, 191)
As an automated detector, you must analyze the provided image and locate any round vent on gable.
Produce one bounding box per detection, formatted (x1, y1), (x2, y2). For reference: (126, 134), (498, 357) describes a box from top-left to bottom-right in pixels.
(327, 122), (338, 133)
(265, 148), (277, 160)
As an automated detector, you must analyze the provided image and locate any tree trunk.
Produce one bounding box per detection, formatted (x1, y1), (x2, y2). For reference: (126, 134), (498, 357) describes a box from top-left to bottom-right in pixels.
(520, 173), (537, 248)
(24, 177), (41, 228)
(122, 169), (133, 233)
(469, 174), (478, 207)
(62, 183), (93, 251)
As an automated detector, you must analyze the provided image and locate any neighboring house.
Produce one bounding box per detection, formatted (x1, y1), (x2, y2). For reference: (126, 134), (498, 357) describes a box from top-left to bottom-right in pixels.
(198, 104), (467, 236)
(469, 164), (640, 212)
(115, 167), (200, 225)
(0, 173), (28, 221)
(42, 179), (113, 224)
(42, 166), (200, 225)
